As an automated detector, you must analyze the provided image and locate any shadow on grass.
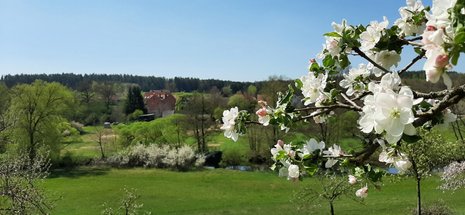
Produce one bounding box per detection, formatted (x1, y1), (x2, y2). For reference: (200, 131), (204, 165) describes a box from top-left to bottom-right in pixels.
(48, 167), (111, 179)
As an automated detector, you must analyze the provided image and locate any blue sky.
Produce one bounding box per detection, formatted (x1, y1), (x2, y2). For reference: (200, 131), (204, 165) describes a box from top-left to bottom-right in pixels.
(0, 0), (438, 81)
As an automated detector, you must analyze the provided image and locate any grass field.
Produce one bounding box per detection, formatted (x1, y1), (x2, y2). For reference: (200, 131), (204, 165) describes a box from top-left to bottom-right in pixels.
(44, 168), (465, 215)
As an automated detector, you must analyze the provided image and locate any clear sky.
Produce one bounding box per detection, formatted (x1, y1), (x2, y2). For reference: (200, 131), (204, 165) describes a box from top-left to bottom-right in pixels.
(0, 0), (442, 82)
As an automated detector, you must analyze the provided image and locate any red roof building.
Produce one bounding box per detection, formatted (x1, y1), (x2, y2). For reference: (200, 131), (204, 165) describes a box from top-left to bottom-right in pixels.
(143, 90), (176, 117)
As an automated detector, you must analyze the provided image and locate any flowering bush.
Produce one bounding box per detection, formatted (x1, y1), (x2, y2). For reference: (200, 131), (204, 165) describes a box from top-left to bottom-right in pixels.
(106, 144), (205, 171)
(221, 0), (465, 202)
(440, 161), (465, 191)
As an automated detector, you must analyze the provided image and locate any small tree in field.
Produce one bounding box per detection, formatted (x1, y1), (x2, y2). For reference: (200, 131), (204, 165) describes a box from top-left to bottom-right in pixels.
(95, 126), (109, 160)
(221, 1), (465, 214)
(101, 187), (151, 215)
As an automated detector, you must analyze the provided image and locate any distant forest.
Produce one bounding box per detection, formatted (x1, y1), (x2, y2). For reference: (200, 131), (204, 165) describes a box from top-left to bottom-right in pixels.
(1, 71), (464, 93)
(0, 73), (262, 93)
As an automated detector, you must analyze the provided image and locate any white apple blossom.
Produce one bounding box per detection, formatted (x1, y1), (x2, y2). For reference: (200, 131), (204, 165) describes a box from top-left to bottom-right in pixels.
(359, 17), (389, 52)
(318, 19), (351, 59)
(395, 0), (425, 36)
(462, 8), (465, 15)
(360, 27), (382, 52)
(360, 74), (419, 144)
(368, 50), (401, 77)
(331, 19), (350, 34)
(372, 17), (389, 31)
(368, 71), (401, 94)
(423, 46), (449, 84)
(421, 0), (457, 85)
(325, 159), (338, 169)
(256, 107), (271, 126)
(374, 90), (415, 143)
(220, 107), (239, 142)
(358, 95), (377, 133)
(379, 150), (396, 164)
(323, 144), (344, 157)
(288, 164), (300, 179)
(394, 158), (413, 174)
(348, 175), (357, 185)
(313, 113), (332, 124)
(422, 26), (446, 48)
(426, 0), (457, 30)
(271, 140), (294, 161)
(360, 72), (416, 140)
(323, 144), (345, 168)
(323, 37), (342, 58)
(301, 138), (325, 156)
(355, 186), (368, 198)
(378, 145), (413, 174)
(300, 72), (328, 105)
(276, 159), (292, 177)
(278, 166), (289, 177)
(340, 64), (370, 96)
(443, 108), (457, 124)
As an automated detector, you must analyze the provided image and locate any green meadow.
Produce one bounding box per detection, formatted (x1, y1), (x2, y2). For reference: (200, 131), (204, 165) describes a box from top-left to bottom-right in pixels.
(45, 168), (465, 215)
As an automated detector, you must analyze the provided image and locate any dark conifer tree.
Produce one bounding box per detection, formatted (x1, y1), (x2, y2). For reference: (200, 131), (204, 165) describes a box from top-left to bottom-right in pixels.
(124, 86), (146, 115)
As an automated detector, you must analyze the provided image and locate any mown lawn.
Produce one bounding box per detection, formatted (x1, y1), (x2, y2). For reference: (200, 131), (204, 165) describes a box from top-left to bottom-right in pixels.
(44, 168), (465, 215)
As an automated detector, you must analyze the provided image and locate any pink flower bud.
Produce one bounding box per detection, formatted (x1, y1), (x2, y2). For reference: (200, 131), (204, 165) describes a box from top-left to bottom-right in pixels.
(309, 58), (316, 63)
(435, 54), (449, 68)
(255, 107), (267, 117)
(258, 100), (267, 107)
(277, 140), (284, 147)
(426, 25), (437, 31)
(356, 186), (368, 198)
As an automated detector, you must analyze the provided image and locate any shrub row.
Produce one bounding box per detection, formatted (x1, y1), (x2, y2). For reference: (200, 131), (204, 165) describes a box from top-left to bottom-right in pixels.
(106, 144), (205, 171)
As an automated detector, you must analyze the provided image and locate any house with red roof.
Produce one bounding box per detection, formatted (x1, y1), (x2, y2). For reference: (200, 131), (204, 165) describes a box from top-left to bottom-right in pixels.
(143, 90), (176, 118)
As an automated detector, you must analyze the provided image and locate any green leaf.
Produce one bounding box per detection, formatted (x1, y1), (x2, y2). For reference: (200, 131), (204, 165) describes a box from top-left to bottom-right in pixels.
(309, 62), (320, 72)
(414, 47), (423, 55)
(323, 55), (335, 68)
(339, 54), (350, 69)
(295, 79), (303, 89)
(451, 50), (460, 66)
(304, 164), (318, 176)
(368, 168), (384, 182)
(454, 31), (465, 44)
(323, 32), (341, 38)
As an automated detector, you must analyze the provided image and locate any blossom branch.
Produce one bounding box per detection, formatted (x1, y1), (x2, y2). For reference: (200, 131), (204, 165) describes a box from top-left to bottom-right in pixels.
(405, 36), (423, 42)
(341, 93), (362, 110)
(295, 103), (362, 113)
(399, 50), (426, 75)
(352, 47), (390, 74)
(298, 103), (362, 121)
(413, 89), (449, 99)
(414, 84), (465, 126)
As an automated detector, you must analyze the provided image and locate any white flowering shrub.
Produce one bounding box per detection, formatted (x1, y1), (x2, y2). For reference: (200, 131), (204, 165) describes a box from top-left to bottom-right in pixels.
(107, 144), (204, 171)
(440, 161), (465, 191)
(221, 0), (465, 202)
(145, 144), (170, 168)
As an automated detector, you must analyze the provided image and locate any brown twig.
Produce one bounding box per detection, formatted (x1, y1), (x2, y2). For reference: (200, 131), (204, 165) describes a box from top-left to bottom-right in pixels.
(352, 47), (391, 74)
(414, 84), (465, 126)
(340, 93), (362, 109)
(405, 36), (423, 42)
(399, 50), (425, 75)
(413, 89), (449, 99)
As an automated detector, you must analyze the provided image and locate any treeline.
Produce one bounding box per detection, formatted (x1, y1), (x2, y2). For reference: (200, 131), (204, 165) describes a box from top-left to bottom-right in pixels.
(0, 73), (257, 93)
(3, 71), (464, 93)
(401, 71), (465, 93)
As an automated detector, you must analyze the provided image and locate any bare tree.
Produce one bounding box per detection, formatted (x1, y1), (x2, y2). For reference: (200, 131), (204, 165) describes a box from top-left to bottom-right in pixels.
(95, 127), (108, 160)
